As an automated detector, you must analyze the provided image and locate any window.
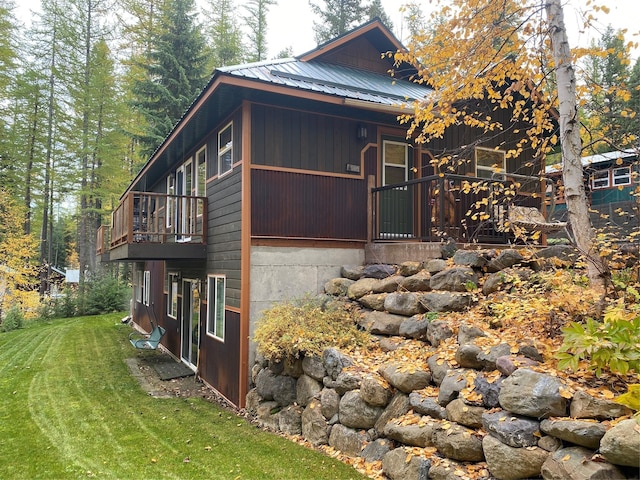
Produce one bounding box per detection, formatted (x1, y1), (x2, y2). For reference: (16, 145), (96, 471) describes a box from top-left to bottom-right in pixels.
(383, 140), (410, 186)
(167, 272), (179, 318)
(207, 275), (225, 340)
(475, 147), (506, 179)
(196, 147), (206, 216)
(166, 174), (175, 229)
(591, 170), (610, 189)
(613, 166), (631, 186)
(135, 269), (143, 303)
(218, 123), (233, 176)
(143, 270), (150, 306)
(634, 163), (640, 183)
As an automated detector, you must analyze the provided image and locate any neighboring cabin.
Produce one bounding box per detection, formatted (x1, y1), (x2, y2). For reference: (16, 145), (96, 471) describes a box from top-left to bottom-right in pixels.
(97, 20), (549, 407)
(546, 150), (640, 239)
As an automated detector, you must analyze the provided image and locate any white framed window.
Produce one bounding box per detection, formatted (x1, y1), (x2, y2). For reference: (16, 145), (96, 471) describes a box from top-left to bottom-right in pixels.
(166, 174), (175, 229)
(143, 270), (150, 306)
(196, 146), (206, 217)
(167, 272), (179, 319)
(382, 140), (410, 186)
(206, 275), (225, 340)
(135, 269), (143, 303)
(591, 170), (610, 190)
(612, 166), (631, 186)
(475, 147), (506, 179)
(218, 122), (233, 176)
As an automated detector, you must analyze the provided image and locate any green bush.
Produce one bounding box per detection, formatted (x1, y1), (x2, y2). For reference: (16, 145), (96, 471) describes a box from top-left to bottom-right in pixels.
(82, 275), (129, 315)
(253, 296), (370, 362)
(557, 300), (640, 376)
(1, 305), (24, 332)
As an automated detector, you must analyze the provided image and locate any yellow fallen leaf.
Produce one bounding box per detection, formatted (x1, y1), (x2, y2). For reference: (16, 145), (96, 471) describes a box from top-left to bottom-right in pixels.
(562, 454), (571, 462)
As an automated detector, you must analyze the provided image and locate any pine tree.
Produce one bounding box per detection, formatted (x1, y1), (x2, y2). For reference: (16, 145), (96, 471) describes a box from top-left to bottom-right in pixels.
(243, 0), (276, 63)
(132, 0), (210, 157)
(367, 0), (392, 30)
(309, 0), (367, 44)
(204, 0), (244, 68)
(581, 26), (636, 152)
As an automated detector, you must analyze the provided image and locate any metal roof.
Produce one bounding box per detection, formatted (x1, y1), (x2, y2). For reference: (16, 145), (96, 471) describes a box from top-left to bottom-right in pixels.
(546, 149), (637, 174)
(219, 57), (431, 107)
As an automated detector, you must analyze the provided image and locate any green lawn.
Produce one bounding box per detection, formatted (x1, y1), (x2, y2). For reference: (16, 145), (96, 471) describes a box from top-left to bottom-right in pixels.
(0, 313), (367, 480)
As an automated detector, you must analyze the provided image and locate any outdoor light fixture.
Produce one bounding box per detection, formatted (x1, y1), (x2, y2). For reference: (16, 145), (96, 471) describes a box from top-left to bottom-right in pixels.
(356, 124), (367, 140)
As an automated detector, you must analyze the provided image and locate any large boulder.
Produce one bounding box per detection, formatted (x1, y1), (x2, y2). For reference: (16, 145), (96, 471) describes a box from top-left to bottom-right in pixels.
(382, 447), (430, 480)
(301, 355), (326, 381)
(409, 392), (447, 419)
(328, 424), (370, 456)
(430, 267), (479, 292)
(445, 398), (486, 428)
(278, 405), (303, 435)
(482, 410), (540, 447)
(383, 416), (436, 447)
(498, 368), (567, 418)
(540, 446), (626, 479)
(569, 390), (633, 419)
(540, 418), (606, 450)
(301, 400), (329, 446)
(400, 270), (432, 292)
(418, 292), (476, 312)
(359, 311), (407, 336)
(379, 363), (431, 393)
(360, 374), (393, 407)
(384, 292), (425, 316)
(432, 421), (484, 462)
(599, 418), (640, 467)
(483, 434), (549, 480)
(322, 348), (353, 380)
(296, 374), (322, 406)
(338, 390), (384, 429)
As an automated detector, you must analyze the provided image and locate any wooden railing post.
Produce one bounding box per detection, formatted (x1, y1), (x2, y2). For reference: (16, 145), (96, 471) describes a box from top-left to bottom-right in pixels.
(367, 175), (375, 242)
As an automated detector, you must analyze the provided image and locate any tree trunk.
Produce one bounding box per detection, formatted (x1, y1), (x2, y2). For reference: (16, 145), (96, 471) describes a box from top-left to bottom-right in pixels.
(545, 0), (606, 287)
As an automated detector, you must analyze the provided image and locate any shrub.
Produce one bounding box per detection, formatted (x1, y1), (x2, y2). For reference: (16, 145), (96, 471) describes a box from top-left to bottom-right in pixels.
(1, 305), (24, 332)
(82, 275), (129, 315)
(253, 296), (370, 362)
(557, 300), (640, 376)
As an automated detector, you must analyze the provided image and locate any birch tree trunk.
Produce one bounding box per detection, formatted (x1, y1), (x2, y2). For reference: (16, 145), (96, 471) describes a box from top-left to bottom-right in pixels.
(545, 0), (606, 286)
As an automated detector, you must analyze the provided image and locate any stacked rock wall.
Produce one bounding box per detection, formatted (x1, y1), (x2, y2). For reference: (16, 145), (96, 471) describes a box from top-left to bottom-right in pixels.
(245, 246), (639, 480)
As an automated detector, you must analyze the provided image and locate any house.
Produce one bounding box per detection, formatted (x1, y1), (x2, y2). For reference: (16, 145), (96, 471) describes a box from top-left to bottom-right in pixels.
(97, 20), (548, 407)
(546, 150), (640, 239)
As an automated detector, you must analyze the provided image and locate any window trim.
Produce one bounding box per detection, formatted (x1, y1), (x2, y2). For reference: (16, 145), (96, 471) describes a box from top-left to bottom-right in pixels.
(612, 166), (631, 186)
(166, 174), (175, 229)
(135, 269), (143, 303)
(167, 272), (179, 319)
(382, 139), (410, 187)
(143, 270), (150, 306)
(591, 170), (610, 190)
(206, 275), (226, 341)
(475, 147), (506, 179)
(218, 122), (233, 177)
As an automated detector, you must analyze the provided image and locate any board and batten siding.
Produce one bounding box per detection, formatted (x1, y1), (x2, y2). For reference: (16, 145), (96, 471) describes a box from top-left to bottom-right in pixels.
(206, 166), (242, 308)
(250, 104), (364, 175)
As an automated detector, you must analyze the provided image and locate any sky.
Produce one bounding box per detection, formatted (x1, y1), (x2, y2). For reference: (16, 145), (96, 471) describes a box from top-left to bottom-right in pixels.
(14, 0), (640, 60)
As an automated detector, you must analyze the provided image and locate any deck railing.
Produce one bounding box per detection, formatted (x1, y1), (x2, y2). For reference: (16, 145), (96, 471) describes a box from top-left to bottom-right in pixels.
(107, 192), (207, 249)
(371, 174), (547, 244)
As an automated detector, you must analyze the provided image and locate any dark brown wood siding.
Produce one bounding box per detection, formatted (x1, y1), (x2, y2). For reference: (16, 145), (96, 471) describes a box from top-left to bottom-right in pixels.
(206, 167), (242, 308)
(198, 310), (241, 406)
(251, 104), (364, 175)
(251, 169), (368, 240)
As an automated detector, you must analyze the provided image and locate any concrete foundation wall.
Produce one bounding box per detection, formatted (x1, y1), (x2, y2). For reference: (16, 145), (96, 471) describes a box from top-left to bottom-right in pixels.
(248, 245), (365, 364)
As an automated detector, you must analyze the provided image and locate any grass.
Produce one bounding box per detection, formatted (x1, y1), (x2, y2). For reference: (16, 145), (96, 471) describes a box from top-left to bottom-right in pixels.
(0, 313), (367, 480)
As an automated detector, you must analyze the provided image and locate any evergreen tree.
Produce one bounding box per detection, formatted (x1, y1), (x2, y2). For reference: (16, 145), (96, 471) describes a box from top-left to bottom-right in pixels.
(309, 0), (367, 44)
(243, 0), (276, 63)
(581, 26), (634, 153)
(367, 0), (392, 30)
(132, 0), (209, 157)
(204, 0), (244, 68)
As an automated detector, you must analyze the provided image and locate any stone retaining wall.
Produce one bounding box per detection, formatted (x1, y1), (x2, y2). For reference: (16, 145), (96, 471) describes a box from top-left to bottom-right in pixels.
(245, 245), (639, 480)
